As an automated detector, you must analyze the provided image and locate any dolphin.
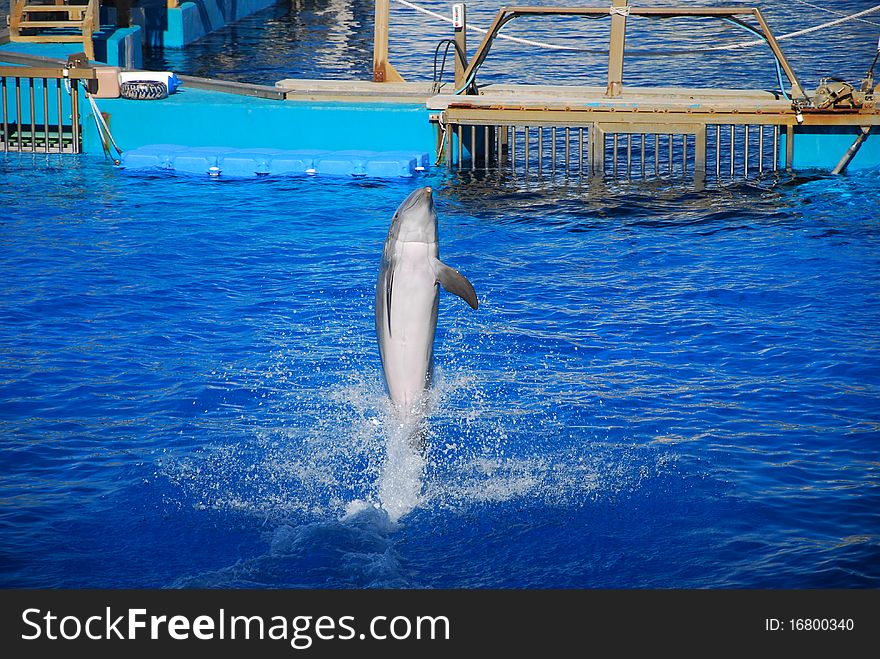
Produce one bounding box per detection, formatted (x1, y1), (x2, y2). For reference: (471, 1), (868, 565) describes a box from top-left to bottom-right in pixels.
(375, 186), (478, 422)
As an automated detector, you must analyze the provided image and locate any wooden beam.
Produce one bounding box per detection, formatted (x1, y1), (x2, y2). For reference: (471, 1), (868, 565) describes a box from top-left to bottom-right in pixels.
(372, 0), (404, 82)
(605, 0), (628, 98)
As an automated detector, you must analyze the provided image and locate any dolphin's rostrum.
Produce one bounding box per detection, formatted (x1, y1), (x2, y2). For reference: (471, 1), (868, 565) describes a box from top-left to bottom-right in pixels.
(376, 186), (478, 421)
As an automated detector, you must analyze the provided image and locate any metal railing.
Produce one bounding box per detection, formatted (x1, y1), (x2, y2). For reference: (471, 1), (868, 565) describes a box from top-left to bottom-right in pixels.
(0, 65), (95, 154)
(443, 120), (789, 183)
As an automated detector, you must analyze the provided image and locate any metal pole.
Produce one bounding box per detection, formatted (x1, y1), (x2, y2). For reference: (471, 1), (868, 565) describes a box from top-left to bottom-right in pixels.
(453, 4), (468, 90)
(43, 78), (49, 153)
(71, 79), (80, 153)
(605, 0), (628, 97)
(29, 78), (36, 152)
(831, 126), (870, 174)
(372, 0), (404, 82)
(785, 125), (794, 171)
(1, 77), (7, 153)
(15, 77), (22, 151)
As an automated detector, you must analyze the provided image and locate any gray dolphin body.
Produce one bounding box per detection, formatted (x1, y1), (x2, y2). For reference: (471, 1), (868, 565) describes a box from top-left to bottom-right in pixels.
(376, 186), (478, 420)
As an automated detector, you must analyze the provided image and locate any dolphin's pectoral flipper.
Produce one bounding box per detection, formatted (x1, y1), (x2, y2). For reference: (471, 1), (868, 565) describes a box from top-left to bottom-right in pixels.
(435, 260), (479, 310)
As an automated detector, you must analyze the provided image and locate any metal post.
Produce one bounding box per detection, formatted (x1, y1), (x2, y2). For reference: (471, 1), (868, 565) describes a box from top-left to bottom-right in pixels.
(605, 0), (628, 97)
(43, 78), (49, 152)
(29, 79), (36, 152)
(591, 124), (605, 175)
(695, 126), (707, 179)
(453, 4), (468, 90)
(785, 125), (794, 171)
(71, 79), (80, 153)
(1, 77), (7, 153)
(758, 125), (764, 173)
(372, 0), (404, 82)
(537, 126), (543, 172)
(729, 125), (735, 177)
(655, 134), (659, 177)
(56, 78), (63, 151)
(15, 77), (22, 151)
(640, 133), (646, 178)
(564, 126), (571, 175)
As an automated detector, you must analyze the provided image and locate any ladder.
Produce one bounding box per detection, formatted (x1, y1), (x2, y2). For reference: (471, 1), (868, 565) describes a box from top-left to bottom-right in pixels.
(8, 0), (99, 61)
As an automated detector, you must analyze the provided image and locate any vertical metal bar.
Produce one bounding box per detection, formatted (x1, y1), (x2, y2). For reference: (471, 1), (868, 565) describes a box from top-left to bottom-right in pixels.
(655, 134), (659, 177)
(694, 126), (707, 180)
(484, 125), (489, 169)
(640, 134), (646, 178)
(612, 133), (618, 177)
(759, 125), (764, 173)
(42, 78), (49, 153)
(538, 126), (543, 172)
(625, 133), (631, 178)
(524, 126), (530, 174)
(15, 77), (22, 151)
(579, 128), (584, 176)
(1, 77), (7, 153)
(29, 78), (36, 152)
(682, 134), (688, 175)
(457, 124), (462, 170)
(715, 125), (721, 178)
(551, 127), (556, 175)
(667, 134), (672, 174)
(511, 125), (516, 171)
(590, 123), (605, 176)
(56, 78), (63, 152)
(71, 79), (80, 154)
(773, 125), (779, 171)
(565, 127), (570, 173)
(729, 125), (735, 177)
(785, 124), (794, 171)
(744, 125), (750, 177)
(470, 126), (476, 171)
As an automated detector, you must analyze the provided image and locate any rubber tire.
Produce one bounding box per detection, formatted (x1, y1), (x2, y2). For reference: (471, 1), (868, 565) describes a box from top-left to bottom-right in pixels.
(119, 81), (169, 101)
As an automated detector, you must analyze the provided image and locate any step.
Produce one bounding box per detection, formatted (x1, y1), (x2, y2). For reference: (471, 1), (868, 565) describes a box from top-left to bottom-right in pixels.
(21, 5), (88, 12)
(7, 34), (89, 42)
(17, 20), (87, 28)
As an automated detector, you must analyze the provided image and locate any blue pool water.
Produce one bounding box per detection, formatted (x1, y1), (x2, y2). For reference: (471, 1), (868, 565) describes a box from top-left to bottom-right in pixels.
(2, 0), (880, 588)
(1, 158), (878, 588)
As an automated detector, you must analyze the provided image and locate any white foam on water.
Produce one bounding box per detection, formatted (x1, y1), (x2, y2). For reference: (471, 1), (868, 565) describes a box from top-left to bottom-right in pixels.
(159, 356), (673, 531)
(376, 418), (427, 522)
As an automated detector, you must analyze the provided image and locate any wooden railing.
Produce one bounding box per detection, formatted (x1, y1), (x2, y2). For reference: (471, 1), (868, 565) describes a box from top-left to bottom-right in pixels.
(9, 0), (100, 61)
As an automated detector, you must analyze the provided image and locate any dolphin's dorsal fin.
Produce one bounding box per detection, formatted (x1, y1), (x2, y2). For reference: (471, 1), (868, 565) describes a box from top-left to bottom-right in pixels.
(435, 260), (479, 310)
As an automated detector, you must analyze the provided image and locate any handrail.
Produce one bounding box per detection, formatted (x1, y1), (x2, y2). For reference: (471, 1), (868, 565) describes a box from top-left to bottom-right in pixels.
(457, 5), (808, 102)
(0, 66), (96, 80)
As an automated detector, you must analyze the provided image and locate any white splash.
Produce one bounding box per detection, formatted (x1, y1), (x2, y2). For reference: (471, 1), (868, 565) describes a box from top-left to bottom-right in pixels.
(376, 418), (427, 522)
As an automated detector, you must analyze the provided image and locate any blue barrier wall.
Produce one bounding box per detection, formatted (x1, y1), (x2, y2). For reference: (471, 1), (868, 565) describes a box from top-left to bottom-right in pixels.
(136, 0), (280, 49)
(82, 87), (437, 157)
(780, 126), (879, 171)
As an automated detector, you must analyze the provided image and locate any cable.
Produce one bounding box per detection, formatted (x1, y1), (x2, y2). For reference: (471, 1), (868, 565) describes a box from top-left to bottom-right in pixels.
(391, 0), (880, 54)
(788, 0), (880, 29)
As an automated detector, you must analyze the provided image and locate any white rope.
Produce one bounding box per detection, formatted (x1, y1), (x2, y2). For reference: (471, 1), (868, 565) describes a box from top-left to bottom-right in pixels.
(707, 4), (880, 51)
(391, 0), (880, 53)
(392, 0), (584, 51)
(789, 0), (880, 29)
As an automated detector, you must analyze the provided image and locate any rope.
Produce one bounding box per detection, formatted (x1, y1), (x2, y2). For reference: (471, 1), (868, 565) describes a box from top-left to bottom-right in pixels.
(391, 0), (880, 53)
(789, 0), (880, 29)
(706, 4), (880, 52)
